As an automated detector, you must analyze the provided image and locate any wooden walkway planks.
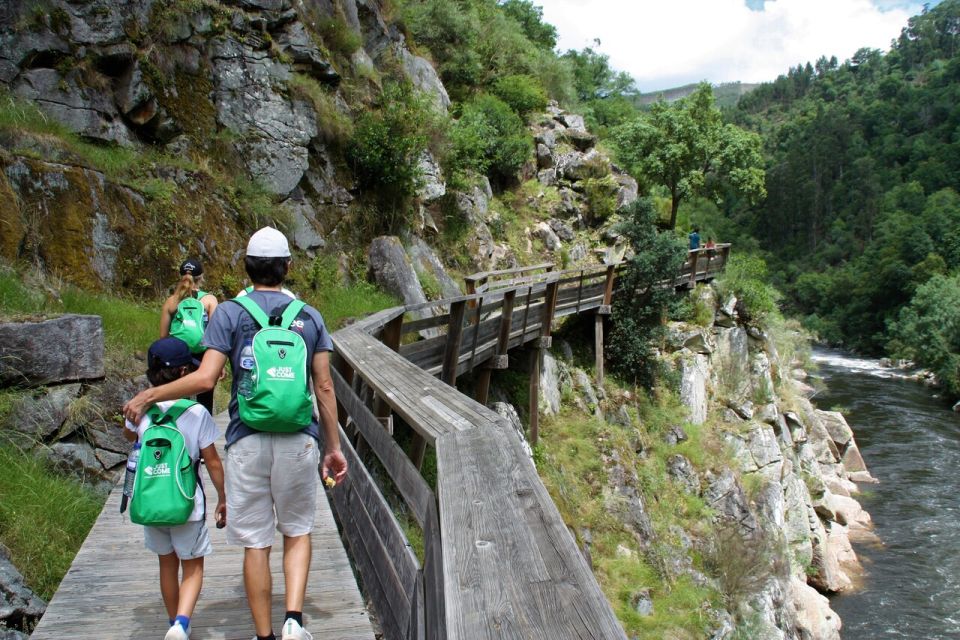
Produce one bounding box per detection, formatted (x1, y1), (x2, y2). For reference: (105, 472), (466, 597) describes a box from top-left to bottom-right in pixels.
(31, 412), (375, 640)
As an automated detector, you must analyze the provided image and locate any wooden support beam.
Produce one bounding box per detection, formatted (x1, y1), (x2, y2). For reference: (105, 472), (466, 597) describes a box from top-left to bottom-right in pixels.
(475, 290), (515, 406)
(441, 300), (467, 386)
(595, 313), (604, 386)
(529, 281), (559, 446)
(373, 314), (403, 425)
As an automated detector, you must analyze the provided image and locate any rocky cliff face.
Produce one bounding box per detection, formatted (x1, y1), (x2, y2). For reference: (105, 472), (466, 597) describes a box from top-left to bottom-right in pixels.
(0, 0), (454, 290)
(535, 283), (876, 639)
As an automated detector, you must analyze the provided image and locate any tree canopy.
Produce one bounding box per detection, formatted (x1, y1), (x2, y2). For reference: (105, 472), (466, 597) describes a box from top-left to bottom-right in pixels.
(612, 83), (766, 230)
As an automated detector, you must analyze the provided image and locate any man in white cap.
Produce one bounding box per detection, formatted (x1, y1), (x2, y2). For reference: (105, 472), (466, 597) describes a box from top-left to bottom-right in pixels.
(124, 227), (347, 640)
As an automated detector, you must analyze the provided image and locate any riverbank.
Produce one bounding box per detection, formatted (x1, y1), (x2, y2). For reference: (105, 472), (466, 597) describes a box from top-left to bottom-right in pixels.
(816, 349), (960, 639)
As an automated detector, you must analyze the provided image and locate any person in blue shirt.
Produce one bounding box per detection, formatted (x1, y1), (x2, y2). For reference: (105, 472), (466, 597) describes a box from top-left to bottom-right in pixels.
(688, 227), (701, 250)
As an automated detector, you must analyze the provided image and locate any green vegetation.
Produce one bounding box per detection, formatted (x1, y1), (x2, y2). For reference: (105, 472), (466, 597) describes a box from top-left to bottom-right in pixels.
(449, 93), (531, 187)
(536, 384), (725, 638)
(613, 83), (766, 230)
(715, 254), (781, 323)
(347, 81), (438, 231)
(0, 444), (103, 600)
(608, 199), (687, 385)
(288, 73), (354, 145)
(0, 267), (156, 358)
(728, 0), (960, 368)
(299, 255), (400, 330)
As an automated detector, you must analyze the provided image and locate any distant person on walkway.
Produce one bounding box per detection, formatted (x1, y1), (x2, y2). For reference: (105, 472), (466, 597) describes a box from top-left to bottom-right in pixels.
(124, 227), (348, 640)
(688, 227), (701, 250)
(160, 258), (219, 414)
(123, 337), (226, 640)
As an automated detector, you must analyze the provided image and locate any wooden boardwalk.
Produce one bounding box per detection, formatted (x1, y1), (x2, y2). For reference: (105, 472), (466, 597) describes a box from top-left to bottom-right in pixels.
(31, 413), (375, 640)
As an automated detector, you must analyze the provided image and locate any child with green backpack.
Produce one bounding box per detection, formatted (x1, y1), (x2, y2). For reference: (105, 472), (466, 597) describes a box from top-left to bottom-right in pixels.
(123, 336), (226, 640)
(160, 258), (219, 414)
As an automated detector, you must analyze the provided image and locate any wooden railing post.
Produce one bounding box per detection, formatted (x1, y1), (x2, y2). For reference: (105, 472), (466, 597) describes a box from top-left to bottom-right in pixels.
(529, 280), (559, 446)
(689, 249), (701, 287)
(373, 314), (403, 435)
(475, 290), (515, 406)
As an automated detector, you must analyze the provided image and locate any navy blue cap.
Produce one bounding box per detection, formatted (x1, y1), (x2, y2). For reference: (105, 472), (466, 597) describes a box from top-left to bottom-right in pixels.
(148, 337), (200, 369)
(179, 258), (203, 277)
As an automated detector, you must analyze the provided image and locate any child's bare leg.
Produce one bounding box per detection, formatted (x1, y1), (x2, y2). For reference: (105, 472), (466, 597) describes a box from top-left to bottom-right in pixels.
(177, 557), (204, 618)
(158, 553), (181, 620)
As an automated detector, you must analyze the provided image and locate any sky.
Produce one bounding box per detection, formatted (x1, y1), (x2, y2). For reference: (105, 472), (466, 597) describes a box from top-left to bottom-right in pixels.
(535, 0), (941, 92)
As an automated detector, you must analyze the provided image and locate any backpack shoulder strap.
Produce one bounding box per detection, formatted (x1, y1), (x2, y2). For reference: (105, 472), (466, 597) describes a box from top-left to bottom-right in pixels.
(280, 300), (307, 329)
(195, 290), (208, 300)
(232, 295), (270, 329)
(162, 399), (198, 423)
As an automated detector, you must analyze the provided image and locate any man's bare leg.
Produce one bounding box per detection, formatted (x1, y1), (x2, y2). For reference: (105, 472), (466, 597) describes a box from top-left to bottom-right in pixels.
(282, 534), (311, 612)
(244, 546), (273, 636)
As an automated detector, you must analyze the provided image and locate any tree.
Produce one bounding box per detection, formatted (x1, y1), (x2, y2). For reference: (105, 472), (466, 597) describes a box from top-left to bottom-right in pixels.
(608, 198), (687, 385)
(499, 0), (557, 50)
(612, 83), (766, 229)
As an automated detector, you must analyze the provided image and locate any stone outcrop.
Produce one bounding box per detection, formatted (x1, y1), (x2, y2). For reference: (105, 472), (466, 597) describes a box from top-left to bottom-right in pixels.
(0, 546), (46, 635)
(0, 315), (104, 386)
(657, 285), (875, 638)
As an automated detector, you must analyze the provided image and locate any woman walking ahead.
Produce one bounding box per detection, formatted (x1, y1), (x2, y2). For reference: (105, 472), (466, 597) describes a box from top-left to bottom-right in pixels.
(161, 258), (219, 413)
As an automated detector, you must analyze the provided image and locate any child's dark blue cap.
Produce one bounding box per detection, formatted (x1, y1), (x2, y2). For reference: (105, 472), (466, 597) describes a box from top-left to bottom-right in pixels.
(148, 337), (201, 368)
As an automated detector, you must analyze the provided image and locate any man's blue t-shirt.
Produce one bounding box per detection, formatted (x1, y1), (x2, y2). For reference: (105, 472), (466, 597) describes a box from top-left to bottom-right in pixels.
(202, 290), (333, 448)
(689, 231), (700, 250)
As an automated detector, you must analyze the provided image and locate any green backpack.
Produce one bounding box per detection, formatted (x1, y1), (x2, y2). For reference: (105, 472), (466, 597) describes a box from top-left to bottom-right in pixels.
(233, 296), (313, 432)
(130, 400), (199, 527)
(170, 291), (207, 354)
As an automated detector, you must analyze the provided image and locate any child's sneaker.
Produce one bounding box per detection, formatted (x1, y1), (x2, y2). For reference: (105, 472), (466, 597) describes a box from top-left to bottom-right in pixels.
(164, 621), (190, 640)
(281, 618), (313, 640)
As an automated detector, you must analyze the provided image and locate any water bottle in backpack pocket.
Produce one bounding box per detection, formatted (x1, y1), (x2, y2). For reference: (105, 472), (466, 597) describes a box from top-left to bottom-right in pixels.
(130, 400), (199, 527)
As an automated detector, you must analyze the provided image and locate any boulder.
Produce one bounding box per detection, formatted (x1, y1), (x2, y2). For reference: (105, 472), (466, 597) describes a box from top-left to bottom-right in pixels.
(491, 401), (531, 460)
(789, 577), (841, 640)
(0, 315), (105, 386)
(536, 143), (554, 169)
(667, 454), (700, 494)
(679, 352), (709, 425)
(540, 351), (562, 416)
(571, 369), (600, 417)
(405, 238), (461, 300)
(44, 440), (105, 481)
(5, 383), (81, 441)
(533, 221), (562, 252)
(614, 172), (639, 210)
(704, 469), (757, 534)
(283, 197), (325, 252)
(606, 462), (654, 543)
(212, 37), (317, 196)
(398, 46), (450, 112)
(367, 236), (426, 308)
(816, 410), (853, 448)
(416, 151), (446, 202)
(0, 547), (45, 634)
(548, 219), (574, 242)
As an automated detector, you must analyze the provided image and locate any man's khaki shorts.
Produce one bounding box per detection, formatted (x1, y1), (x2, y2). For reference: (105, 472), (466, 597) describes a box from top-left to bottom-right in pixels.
(225, 432), (320, 548)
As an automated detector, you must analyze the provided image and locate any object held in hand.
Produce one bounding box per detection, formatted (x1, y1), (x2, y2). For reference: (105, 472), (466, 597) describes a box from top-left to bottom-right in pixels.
(216, 513), (226, 529)
(324, 476), (336, 489)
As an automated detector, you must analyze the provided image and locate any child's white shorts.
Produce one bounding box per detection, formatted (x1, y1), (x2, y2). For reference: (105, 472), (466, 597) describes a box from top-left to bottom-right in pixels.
(144, 520), (212, 559)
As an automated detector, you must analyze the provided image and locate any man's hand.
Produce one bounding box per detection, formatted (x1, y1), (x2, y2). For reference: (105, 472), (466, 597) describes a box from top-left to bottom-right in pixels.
(322, 448), (348, 485)
(122, 390), (154, 424)
(215, 501), (227, 529)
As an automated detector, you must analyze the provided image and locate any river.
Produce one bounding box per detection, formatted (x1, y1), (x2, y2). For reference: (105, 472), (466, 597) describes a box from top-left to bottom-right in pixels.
(812, 349), (960, 639)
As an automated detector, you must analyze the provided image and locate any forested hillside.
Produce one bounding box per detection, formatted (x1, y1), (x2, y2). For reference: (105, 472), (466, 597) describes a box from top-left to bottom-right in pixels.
(729, 0), (960, 393)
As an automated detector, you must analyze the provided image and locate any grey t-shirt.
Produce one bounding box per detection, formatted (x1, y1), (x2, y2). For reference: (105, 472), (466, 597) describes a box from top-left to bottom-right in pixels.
(202, 290), (333, 448)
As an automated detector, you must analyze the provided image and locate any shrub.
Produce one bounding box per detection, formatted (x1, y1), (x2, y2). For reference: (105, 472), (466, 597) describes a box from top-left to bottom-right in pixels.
(608, 198), (688, 385)
(347, 81), (441, 229)
(715, 254), (782, 322)
(491, 74), (548, 116)
(449, 93), (531, 186)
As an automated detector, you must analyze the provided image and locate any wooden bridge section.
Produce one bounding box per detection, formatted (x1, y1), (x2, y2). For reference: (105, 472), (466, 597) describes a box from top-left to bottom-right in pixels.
(36, 245), (728, 640)
(31, 413), (375, 640)
(326, 246), (729, 640)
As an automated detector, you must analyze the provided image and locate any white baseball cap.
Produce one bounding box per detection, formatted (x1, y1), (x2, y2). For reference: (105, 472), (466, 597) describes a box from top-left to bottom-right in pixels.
(246, 226), (291, 258)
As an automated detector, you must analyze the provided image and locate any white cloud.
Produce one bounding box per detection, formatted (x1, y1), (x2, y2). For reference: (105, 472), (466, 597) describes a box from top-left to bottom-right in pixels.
(536, 0), (925, 91)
